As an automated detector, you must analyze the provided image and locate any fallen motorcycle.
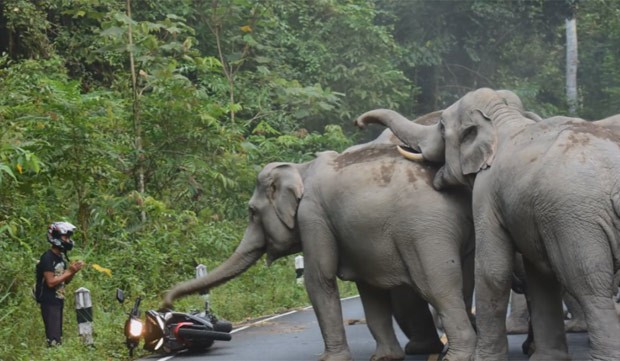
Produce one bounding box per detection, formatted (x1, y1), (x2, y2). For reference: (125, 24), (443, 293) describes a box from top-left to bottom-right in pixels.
(116, 288), (232, 356)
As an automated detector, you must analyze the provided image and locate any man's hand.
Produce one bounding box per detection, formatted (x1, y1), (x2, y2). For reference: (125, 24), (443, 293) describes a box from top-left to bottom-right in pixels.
(69, 260), (85, 274)
(45, 260), (85, 287)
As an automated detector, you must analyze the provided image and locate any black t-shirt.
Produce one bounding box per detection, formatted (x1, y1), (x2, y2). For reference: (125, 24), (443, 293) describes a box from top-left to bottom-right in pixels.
(35, 249), (67, 305)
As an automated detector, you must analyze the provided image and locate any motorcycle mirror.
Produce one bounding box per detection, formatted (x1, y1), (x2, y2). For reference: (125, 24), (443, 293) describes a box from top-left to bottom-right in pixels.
(116, 288), (125, 303)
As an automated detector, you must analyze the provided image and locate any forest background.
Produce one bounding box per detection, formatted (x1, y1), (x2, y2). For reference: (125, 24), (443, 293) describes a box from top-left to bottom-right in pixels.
(1, 1), (619, 360)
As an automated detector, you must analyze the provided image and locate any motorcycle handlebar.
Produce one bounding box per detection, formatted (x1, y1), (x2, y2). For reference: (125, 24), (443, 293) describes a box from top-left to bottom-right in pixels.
(130, 297), (142, 316)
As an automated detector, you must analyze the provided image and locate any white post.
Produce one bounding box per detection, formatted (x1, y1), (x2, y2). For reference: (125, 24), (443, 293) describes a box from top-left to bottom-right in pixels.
(195, 264), (210, 310)
(295, 255), (304, 285)
(75, 287), (94, 346)
(565, 15), (578, 115)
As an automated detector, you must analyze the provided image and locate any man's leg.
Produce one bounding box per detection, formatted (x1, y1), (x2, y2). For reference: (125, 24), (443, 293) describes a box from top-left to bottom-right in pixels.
(41, 303), (63, 346)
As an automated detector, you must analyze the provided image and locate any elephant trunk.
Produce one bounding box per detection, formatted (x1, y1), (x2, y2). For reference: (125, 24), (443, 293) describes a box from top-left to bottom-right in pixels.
(163, 227), (265, 308)
(355, 109), (445, 163)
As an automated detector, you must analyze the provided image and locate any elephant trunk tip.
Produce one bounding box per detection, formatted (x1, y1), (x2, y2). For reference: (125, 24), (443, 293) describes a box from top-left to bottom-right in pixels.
(353, 116), (368, 129)
(162, 281), (199, 309)
(354, 109), (392, 129)
(162, 290), (177, 309)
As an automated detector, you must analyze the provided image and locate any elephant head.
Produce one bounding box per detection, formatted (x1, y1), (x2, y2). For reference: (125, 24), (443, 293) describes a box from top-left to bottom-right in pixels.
(355, 88), (533, 190)
(163, 162), (304, 307)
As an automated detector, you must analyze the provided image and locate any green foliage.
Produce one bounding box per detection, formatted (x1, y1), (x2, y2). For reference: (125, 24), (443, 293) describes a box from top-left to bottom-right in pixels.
(2, 1), (620, 360)
(0, 0), (53, 59)
(374, 0), (573, 115)
(264, 0), (412, 125)
(247, 123), (352, 164)
(577, 0), (620, 119)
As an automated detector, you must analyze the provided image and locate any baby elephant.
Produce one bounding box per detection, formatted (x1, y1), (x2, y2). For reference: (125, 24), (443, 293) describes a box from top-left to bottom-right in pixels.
(164, 130), (475, 361)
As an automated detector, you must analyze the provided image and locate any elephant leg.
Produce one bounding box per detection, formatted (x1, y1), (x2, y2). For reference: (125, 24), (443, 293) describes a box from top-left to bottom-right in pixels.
(522, 258), (569, 361)
(426, 292), (475, 361)
(357, 282), (404, 361)
(460, 239), (476, 329)
(563, 290), (587, 333)
(473, 209), (513, 361)
(414, 248), (476, 361)
(390, 286), (444, 355)
(300, 217), (352, 361)
(521, 316), (535, 356)
(506, 291), (530, 334)
(570, 289), (620, 361)
(551, 226), (620, 361)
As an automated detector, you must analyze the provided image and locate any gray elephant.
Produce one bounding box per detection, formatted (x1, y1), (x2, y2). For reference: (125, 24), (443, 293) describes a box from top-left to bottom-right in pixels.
(355, 88), (620, 361)
(537, 114), (620, 334)
(163, 131), (476, 361)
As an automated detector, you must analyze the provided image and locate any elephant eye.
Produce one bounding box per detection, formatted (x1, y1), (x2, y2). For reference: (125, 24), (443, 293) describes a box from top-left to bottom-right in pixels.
(461, 126), (477, 143)
(439, 119), (445, 136)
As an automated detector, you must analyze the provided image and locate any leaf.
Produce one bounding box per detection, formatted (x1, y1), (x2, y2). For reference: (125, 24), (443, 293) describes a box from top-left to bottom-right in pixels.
(100, 26), (125, 38)
(240, 25), (252, 33)
(91, 263), (112, 277)
(254, 56), (271, 64)
(0, 164), (16, 182)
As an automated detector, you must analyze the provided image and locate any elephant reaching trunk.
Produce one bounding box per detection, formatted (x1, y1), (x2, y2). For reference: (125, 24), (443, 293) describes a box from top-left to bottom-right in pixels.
(163, 131), (476, 361)
(164, 231), (266, 305)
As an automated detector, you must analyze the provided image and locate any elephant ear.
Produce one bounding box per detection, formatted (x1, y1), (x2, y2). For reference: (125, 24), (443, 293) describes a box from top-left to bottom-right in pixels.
(268, 164), (304, 229)
(459, 109), (497, 175)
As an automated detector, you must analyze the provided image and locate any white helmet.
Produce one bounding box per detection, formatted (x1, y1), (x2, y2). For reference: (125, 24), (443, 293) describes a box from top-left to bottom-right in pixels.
(47, 221), (77, 251)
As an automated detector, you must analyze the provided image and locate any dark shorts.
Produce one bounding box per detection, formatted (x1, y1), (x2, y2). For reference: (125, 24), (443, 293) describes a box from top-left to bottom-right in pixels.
(41, 303), (64, 346)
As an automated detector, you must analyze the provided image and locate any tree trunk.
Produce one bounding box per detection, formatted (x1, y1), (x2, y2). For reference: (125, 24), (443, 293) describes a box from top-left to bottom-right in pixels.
(126, 0), (146, 222)
(565, 15), (578, 115)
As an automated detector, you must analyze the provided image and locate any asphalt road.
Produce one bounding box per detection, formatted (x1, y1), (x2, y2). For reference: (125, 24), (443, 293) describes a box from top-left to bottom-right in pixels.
(139, 296), (591, 361)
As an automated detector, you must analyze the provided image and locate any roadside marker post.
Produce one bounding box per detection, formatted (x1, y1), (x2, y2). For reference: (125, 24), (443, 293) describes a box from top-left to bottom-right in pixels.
(75, 287), (94, 346)
(195, 264), (210, 310)
(295, 255), (304, 285)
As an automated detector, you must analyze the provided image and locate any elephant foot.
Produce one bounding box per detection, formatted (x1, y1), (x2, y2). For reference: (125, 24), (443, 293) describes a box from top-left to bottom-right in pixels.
(442, 348), (474, 361)
(370, 343), (405, 361)
(319, 349), (353, 361)
(405, 337), (445, 355)
(473, 352), (507, 361)
(505, 317), (529, 334)
(529, 350), (570, 361)
(370, 352), (405, 361)
(564, 318), (587, 333)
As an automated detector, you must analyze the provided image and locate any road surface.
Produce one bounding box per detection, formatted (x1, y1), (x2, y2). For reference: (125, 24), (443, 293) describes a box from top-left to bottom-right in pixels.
(139, 296), (591, 361)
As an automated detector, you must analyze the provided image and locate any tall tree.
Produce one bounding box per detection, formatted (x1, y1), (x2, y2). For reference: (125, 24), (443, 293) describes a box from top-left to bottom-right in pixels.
(566, 1), (579, 115)
(125, 0), (146, 222)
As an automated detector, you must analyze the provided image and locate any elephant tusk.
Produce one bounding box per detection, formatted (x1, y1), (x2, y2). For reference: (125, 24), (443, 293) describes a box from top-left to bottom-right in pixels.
(397, 145), (425, 162)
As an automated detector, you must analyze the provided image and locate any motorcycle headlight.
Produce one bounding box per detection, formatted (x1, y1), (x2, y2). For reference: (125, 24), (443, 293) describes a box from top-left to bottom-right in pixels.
(129, 318), (144, 338)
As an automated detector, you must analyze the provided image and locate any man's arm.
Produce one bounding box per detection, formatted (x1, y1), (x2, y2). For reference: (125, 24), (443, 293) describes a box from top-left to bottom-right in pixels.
(43, 261), (84, 288)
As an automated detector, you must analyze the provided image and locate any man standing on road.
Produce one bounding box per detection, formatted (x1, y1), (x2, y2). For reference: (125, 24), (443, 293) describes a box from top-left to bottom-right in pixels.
(34, 221), (85, 346)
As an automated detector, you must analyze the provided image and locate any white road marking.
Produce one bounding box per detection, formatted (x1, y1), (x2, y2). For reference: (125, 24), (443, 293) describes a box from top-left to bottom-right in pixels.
(156, 356), (176, 361)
